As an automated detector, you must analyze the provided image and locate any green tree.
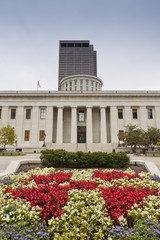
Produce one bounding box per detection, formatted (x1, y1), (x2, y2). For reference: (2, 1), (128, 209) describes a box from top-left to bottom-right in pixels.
(146, 126), (160, 146)
(0, 125), (17, 149)
(123, 124), (144, 153)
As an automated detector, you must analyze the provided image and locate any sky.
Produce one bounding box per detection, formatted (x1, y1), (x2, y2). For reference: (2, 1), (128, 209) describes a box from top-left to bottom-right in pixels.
(0, 0), (160, 91)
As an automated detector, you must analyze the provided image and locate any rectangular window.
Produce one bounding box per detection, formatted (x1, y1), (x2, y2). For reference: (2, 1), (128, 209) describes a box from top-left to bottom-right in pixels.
(75, 80), (77, 91)
(132, 109), (138, 119)
(40, 109), (46, 119)
(11, 109), (16, 119)
(0, 109), (1, 119)
(95, 82), (98, 91)
(119, 130), (124, 141)
(79, 110), (85, 122)
(118, 109), (123, 119)
(26, 109), (31, 119)
(80, 80), (83, 91)
(91, 81), (93, 91)
(70, 81), (72, 91)
(86, 80), (88, 91)
(24, 130), (30, 141)
(39, 130), (45, 141)
(148, 109), (153, 119)
(65, 82), (68, 91)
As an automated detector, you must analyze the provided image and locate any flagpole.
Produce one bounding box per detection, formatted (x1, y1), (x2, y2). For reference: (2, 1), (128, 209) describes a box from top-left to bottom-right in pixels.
(37, 81), (41, 91)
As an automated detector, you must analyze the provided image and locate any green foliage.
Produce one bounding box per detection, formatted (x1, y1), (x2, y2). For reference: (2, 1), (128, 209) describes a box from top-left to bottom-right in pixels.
(123, 125), (160, 152)
(40, 149), (129, 168)
(0, 221), (50, 239)
(108, 219), (160, 239)
(0, 152), (25, 156)
(0, 125), (17, 149)
(123, 125), (144, 152)
(146, 126), (160, 145)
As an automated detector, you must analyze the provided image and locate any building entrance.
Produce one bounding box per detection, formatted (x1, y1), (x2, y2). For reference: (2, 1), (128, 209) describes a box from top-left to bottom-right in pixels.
(77, 126), (86, 143)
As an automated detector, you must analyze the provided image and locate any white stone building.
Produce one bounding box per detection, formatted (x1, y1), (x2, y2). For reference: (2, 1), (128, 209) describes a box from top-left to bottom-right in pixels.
(0, 74), (160, 152)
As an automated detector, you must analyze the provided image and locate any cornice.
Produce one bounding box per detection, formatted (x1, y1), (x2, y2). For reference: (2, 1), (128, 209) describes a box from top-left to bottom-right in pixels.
(0, 90), (160, 98)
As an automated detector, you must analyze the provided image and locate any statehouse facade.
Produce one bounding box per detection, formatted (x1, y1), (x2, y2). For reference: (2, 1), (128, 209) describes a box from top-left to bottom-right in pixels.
(0, 74), (160, 152)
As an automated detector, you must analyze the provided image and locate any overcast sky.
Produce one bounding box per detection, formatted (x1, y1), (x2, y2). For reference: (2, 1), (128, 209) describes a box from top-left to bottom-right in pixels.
(0, 0), (160, 91)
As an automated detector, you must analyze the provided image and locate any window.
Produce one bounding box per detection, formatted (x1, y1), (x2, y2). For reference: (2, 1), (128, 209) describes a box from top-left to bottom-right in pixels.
(68, 43), (74, 47)
(75, 80), (77, 91)
(11, 109), (16, 119)
(75, 43), (81, 47)
(80, 80), (83, 91)
(95, 82), (98, 91)
(86, 80), (88, 91)
(148, 109), (153, 119)
(39, 130), (45, 141)
(0, 109), (1, 119)
(132, 109), (138, 119)
(119, 130), (124, 141)
(79, 110), (85, 122)
(65, 82), (68, 91)
(40, 109), (46, 119)
(24, 130), (30, 141)
(91, 81), (93, 91)
(70, 81), (72, 91)
(118, 109), (123, 119)
(26, 109), (31, 119)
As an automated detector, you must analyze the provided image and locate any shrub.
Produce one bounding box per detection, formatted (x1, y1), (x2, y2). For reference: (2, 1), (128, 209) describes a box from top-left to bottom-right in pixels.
(40, 149), (129, 168)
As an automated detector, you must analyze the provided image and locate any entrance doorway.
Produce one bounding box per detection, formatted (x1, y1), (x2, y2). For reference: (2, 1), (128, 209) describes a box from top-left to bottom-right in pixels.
(77, 126), (86, 143)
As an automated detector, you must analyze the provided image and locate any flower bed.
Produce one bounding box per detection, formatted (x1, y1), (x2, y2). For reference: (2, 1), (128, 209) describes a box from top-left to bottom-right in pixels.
(0, 168), (160, 239)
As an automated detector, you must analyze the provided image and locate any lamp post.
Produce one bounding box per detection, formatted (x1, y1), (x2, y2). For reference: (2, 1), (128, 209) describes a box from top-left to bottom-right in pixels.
(42, 133), (46, 147)
(117, 133), (120, 147)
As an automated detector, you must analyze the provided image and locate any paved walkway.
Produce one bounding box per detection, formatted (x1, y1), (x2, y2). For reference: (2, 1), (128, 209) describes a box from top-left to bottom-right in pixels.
(129, 154), (160, 170)
(0, 154), (41, 173)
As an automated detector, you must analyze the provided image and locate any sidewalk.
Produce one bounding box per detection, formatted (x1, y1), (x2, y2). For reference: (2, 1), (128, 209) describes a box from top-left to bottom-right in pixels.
(0, 154), (41, 173)
(129, 154), (160, 170)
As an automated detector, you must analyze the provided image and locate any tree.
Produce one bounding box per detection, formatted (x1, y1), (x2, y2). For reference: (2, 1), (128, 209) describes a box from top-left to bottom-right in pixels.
(0, 125), (17, 149)
(123, 124), (144, 153)
(146, 127), (160, 146)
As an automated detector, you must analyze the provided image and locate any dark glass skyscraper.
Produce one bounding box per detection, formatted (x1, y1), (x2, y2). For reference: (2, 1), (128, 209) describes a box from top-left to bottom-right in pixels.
(58, 40), (97, 89)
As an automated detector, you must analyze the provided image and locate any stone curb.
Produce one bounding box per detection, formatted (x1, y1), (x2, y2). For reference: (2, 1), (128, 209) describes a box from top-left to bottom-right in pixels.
(0, 159), (41, 177)
(0, 159), (160, 178)
(130, 160), (160, 177)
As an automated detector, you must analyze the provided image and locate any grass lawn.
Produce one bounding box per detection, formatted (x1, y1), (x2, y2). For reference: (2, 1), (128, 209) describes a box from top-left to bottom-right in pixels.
(0, 152), (26, 156)
(140, 153), (160, 157)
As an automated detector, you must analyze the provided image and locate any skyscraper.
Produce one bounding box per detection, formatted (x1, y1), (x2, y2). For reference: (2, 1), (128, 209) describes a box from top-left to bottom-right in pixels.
(58, 40), (97, 89)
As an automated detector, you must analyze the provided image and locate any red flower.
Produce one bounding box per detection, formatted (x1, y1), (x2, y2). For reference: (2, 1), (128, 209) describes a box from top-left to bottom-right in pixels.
(4, 170), (159, 224)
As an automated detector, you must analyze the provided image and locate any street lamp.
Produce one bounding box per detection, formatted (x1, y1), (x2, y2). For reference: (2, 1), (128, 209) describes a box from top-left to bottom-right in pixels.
(117, 133), (120, 147)
(42, 133), (46, 147)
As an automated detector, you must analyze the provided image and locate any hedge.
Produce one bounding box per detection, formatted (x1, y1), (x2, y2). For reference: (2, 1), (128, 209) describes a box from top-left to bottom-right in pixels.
(40, 149), (129, 168)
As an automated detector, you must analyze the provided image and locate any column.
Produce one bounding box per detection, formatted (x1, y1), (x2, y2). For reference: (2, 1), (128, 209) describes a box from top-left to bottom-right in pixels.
(45, 106), (53, 143)
(16, 106), (24, 145)
(71, 107), (77, 143)
(110, 106), (118, 143)
(0, 106), (9, 127)
(87, 107), (93, 144)
(31, 107), (39, 144)
(155, 107), (160, 129)
(124, 106), (131, 126)
(139, 106), (147, 130)
(100, 107), (107, 143)
(57, 107), (63, 143)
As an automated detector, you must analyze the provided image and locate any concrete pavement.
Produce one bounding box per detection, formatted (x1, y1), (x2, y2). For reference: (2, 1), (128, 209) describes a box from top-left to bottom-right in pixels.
(129, 154), (160, 170)
(0, 153), (41, 173)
